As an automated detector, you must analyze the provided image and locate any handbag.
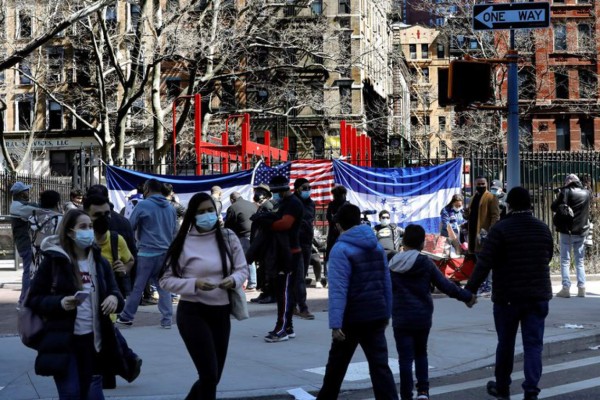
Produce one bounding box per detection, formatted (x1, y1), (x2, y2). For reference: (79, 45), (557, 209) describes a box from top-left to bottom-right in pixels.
(17, 291), (45, 349)
(17, 263), (58, 349)
(223, 230), (249, 320)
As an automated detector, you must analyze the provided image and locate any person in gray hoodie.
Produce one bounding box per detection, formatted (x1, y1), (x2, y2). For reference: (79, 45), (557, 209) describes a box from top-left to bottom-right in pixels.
(117, 179), (178, 328)
(389, 224), (476, 400)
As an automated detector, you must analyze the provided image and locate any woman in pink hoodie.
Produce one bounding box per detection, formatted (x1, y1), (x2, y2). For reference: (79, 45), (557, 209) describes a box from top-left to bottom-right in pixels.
(160, 192), (248, 400)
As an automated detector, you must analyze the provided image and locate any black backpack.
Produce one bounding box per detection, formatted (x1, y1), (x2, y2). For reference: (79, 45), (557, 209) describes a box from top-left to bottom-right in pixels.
(553, 190), (574, 232)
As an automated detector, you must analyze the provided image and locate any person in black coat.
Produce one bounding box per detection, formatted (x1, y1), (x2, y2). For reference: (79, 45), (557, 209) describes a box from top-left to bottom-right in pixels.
(465, 187), (553, 400)
(551, 173), (591, 298)
(293, 178), (315, 319)
(389, 225), (474, 400)
(27, 209), (124, 400)
(225, 192), (258, 289)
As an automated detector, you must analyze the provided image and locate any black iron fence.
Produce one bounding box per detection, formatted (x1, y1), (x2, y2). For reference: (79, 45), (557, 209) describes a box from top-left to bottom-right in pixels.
(1, 172), (73, 214)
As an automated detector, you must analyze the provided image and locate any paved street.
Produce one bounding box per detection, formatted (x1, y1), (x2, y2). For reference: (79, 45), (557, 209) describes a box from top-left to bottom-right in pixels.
(1, 264), (599, 400)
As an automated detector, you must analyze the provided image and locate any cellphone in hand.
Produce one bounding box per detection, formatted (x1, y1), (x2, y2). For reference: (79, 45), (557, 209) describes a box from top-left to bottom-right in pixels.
(74, 291), (90, 302)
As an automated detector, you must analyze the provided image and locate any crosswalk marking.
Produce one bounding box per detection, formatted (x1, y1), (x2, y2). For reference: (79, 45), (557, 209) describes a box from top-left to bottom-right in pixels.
(538, 378), (600, 398)
(430, 355), (600, 395)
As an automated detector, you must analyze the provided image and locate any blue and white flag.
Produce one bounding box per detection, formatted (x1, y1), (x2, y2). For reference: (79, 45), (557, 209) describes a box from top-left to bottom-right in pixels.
(106, 165), (254, 216)
(333, 159), (463, 233)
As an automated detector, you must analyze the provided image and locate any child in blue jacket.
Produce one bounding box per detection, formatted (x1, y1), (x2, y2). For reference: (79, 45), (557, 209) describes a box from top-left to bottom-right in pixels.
(389, 224), (476, 400)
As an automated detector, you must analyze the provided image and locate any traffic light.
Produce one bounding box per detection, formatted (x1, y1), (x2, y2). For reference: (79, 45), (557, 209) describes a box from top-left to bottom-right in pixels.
(448, 60), (493, 105)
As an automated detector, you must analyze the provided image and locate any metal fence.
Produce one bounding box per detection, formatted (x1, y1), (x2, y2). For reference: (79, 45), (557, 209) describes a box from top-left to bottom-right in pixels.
(1, 172), (73, 214)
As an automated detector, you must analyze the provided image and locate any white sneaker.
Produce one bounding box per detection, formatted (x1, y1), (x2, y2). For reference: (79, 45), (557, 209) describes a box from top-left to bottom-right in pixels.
(314, 281), (323, 288)
(577, 287), (586, 297)
(555, 287), (570, 298)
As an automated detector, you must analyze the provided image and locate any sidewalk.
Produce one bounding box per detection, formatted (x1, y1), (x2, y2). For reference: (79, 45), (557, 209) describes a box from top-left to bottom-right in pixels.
(1, 266), (599, 400)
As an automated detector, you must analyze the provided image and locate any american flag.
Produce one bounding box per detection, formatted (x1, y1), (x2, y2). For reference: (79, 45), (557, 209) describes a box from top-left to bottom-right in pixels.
(253, 160), (334, 205)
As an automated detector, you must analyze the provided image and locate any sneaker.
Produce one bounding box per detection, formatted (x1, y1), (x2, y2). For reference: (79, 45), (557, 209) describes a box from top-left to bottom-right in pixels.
(314, 281), (323, 288)
(244, 287), (257, 293)
(293, 308), (301, 316)
(116, 317), (133, 327)
(416, 392), (429, 400)
(298, 310), (315, 320)
(320, 277), (328, 288)
(125, 356), (143, 383)
(486, 380), (510, 400)
(523, 393), (538, 400)
(577, 287), (586, 297)
(160, 324), (172, 329)
(264, 332), (289, 343)
(286, 328), (296, 339)
(555, 287), (571, 298)
(257, 295), (276, 304)
(140, 298), (158, 306)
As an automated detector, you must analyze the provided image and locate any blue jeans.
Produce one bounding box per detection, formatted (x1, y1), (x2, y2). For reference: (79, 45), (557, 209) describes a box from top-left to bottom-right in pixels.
(316, 320), (398, 400)
(394, 327), (430, 400)
(493, 301), (549, 397)
(18, 245), (33, 304)
(559, 233), (586, 288)
(120, 254), (172, 326)
(54, 333), (104, 400)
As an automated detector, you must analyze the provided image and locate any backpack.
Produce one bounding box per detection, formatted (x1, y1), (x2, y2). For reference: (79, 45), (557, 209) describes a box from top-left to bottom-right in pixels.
(29, 210), (63, 272)
(109, 231), (119, 263)
(553, 190), (574, 232)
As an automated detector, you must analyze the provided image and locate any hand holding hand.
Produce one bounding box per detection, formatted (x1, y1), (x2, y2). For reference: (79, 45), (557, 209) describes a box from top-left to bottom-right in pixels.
(218, 277), (235, 290)
(195, 279), (217, 291)
(466, 294), (478, 308)
(61, 296), (78, 311)
(332, 328), (345, 342)
(101, 295), (118, 315)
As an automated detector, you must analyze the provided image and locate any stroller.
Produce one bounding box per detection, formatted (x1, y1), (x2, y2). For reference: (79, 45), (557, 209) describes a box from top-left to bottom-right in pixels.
(422, 231), (475, 285)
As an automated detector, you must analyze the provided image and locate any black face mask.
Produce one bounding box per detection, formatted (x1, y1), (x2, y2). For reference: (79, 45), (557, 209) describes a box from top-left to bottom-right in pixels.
(93, 215), (111, 235)
(476, 186), (486, 195)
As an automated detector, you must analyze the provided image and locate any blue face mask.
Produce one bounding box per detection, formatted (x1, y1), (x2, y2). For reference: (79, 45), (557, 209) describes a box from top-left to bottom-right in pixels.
(195, 213), (218, 231)
(74, 229), (95, 249)
(300, 191), (311, 200)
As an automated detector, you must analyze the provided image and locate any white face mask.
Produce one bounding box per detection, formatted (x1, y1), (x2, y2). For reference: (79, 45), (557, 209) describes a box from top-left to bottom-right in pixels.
(380, 218), (390, 227)
(453, 207), (462, 212)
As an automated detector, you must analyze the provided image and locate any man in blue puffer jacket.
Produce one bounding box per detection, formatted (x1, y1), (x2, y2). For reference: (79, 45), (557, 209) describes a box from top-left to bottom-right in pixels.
(316, 204), (398, 400)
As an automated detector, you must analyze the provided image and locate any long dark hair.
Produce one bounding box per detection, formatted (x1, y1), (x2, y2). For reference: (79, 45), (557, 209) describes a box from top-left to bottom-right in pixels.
(445, 194), (464, 210)
(161, 192), (232, 278)
(57, 209), (89, 289)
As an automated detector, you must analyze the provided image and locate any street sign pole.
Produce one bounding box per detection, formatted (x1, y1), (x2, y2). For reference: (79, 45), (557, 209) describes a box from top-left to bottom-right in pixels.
(506, 32), (520, 191)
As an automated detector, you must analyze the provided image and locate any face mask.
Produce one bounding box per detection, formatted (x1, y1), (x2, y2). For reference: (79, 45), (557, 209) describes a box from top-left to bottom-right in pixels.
(476, 186), (486, 195)
(272, 193), (282, 203)
(195, 213), (218, 231)
(300, 191), (311, 200)
(380, 218), (390, 227)
(74, 229), (95, 249)
(453, 207), (462, 212)
(93, 215), (110, 235)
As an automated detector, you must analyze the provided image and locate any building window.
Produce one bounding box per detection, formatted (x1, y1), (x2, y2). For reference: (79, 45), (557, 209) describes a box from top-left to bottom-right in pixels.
(311, 0), (323, 15)
(339, 85), (351, 114)
(18, 62), (31, 85)
(74, 49), (91, 86)
(105, 5), (117, 31)
(578, 24), (593, 52)
(556, 119), (570, 151)
(439, 116), (446, 131)
(518, 67), (536, 100)
(469, 38), (478, 50)
(17, 10), (32, 38)
(221, 79), (236, 110)
(166, 78), (182, 98)
(48, 101), (63, 130)
(338, 0), (350, 14)
(580, 118), (593, 149)
(129, 3), (141, 32)
(440, 141), (448, 157)
(579, 69), (597, 99)
(421, 44), (429, 59)
(437, 43), (445, 59)
(47, 47), (64, 84)
(256, 88), (269, 105)
(422, 67), (429, 83)
(130, 97), (145, 128)
(50, 150), (76, 176)
(555, 72), (569, 99)
(554, 24), (567, 51)
(409, 44), (417, 59)
(16, 95), (33, 130)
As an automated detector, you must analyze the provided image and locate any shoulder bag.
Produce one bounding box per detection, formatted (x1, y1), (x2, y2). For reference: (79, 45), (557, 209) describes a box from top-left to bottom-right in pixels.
(222, 230), (249, 320)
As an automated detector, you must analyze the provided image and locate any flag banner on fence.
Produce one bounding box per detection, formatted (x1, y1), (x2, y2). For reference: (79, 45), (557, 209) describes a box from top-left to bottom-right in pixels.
(333, 158), (463, 233)
(106, 165), (254, 216)
(252, 160), (335, 205)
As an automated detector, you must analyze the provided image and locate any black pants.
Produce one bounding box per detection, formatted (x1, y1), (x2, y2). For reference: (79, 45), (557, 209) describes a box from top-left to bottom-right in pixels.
(272, 270), (294, 335)
(317, 320), (398, 400)
(177, 301), (231, 400)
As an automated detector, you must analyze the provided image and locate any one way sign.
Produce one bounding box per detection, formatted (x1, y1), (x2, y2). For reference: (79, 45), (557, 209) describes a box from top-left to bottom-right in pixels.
(473, 2), (550, 31)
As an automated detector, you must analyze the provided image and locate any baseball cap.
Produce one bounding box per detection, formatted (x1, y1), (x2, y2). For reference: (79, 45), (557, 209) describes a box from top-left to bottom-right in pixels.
(10, 181), (31, 194)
